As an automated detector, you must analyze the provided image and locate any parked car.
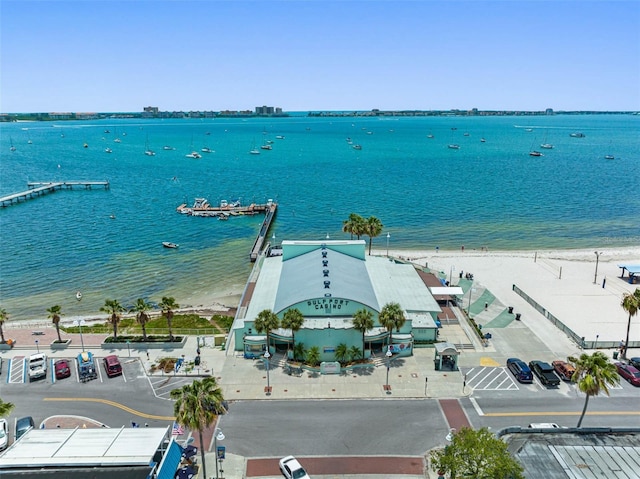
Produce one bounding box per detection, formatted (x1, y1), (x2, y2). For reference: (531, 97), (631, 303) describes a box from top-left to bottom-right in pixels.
(103, 355), (122, 378)
(77, 351), (98, 382)
(28, 353), (48, 382)
(0, 419), (8, 451)
(552, 360), (576, 381)
(628, 357), (640, 370)
(279, 456), (311, 479)
(615, 362), (640, 387)
(529, 360), (561, 387)
(54, 359), (71, 380)
(507, 358), (533, 383)
(15, 416), (34, 441)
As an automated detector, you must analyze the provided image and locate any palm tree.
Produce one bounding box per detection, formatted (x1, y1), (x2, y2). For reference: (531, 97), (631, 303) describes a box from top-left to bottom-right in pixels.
(170, 377), (227, 479)
(0, 308), (8, 344)
(281, 308), (305, 359)
(379, 302), (406, 348)
(100, 299), (125, 340)
(364, 216), (383, 255)
(254, 309), (280, 355)
(293, 342), (306, 362)
(621, 288), (640, 359)
(159, 296), (179, 341)
(306, 346), (321, 367)
(47, 305), (63, 342)
(348, 345), (362, 363)
(352, 308), (374, 359)
(0, 398), (15, 417)
(568, 351), (620, 427)
(131, 298), (153, 341)
(342, 213), (364, 240)
(335, 343), (349, 365)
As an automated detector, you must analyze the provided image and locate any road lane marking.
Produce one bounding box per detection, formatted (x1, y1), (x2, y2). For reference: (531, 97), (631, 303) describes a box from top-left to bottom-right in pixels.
(44, 397), (175, 420)
(483, 410), (640, 417)
(470, 398), (484, 416)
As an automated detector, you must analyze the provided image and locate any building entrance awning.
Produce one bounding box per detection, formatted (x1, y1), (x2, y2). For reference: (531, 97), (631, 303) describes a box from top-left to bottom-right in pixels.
(430, 287), (464, 296)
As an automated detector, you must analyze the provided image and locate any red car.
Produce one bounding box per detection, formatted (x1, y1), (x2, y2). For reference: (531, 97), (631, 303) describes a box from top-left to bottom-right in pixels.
(54, 359), (71, 380)
(614, 362), (640, 387)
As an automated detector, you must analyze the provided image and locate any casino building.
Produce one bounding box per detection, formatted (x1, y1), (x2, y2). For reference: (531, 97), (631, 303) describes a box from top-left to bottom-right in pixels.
(232, 240), (441, 363)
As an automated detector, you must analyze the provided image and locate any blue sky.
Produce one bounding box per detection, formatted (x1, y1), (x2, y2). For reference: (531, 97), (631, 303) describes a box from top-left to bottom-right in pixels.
(1, 0), (639, 112)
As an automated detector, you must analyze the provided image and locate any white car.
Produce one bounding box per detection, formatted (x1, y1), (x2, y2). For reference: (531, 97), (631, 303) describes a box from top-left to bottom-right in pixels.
(28, 353), (48, 381)
(279, 456), (310, 479)
(0, 419), (8, 450)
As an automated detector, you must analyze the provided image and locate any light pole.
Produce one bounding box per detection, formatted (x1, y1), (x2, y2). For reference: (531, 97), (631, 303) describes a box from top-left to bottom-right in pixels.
(385, 348), (393, 391)
(264, 350), (271, 394)
(214, 428), (225, 479)
(467, 286), (476, 318)
(449, 265), (455, 285)
(386, 232), (390, 257)
(35, 340), (39, 353)
(74, 319), (85, 351)
(593, 251), (602, 284)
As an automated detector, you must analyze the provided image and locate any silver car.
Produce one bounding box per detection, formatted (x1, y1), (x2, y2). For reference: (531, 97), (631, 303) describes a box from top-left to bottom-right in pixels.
(279, 456), (311, 479)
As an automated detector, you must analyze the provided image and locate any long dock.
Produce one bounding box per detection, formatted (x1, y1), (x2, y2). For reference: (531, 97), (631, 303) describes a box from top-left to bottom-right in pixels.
(250, 201), (278, 262)
(0, 181), (110, 207)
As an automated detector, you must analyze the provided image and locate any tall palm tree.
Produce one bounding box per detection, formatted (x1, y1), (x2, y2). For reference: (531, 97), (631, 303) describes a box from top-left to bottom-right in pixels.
(568, 351), (620, 428)
(100, 299), (125, 340)
(621, 288), (640, 359)
(253, 309), (280, 354)
(352, 308), (374, 360)
(170, 377), (227, 479)
(0, 308), (8, 344)
(47, 305), (63, 342)
(364, 216), (383, 255)
(342, 213), (364, 240)
(379, 302), (406, 348)
(281, 308), (304, 359)
(159, 296), (179, 341)
(131, 298), (153, 341)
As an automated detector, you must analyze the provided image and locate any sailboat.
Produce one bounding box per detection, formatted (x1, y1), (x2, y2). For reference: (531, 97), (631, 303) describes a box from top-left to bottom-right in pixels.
(540, 130), (553, 149)
(249, 139), (260, 155)
(144, 136), (156, 156)
(10, 137), (16, 151)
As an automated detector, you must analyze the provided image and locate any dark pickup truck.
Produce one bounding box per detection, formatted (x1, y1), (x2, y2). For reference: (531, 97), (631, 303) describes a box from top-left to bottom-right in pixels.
(529, 360), (561, 387)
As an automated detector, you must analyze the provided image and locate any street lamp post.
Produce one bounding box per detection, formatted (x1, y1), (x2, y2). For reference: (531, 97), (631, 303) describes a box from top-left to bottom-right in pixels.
(214, 428), (225, 479)
(449, 265), (455, 285)
(386, 232), (390, 257)
(74, 319), (85, 351)
(264, 350), (271, 395)
(35, 340), (39, 353)
(385, 348), (393, 391)
(467, 286), (475, 317)
(593, 251), (602, 284)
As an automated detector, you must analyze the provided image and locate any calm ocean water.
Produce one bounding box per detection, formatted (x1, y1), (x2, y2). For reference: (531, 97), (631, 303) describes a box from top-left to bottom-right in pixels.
(1, 114), (639, 320)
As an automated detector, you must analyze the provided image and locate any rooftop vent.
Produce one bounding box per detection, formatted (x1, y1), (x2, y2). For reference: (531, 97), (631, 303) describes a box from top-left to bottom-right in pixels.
(322, 260), (328, 267)
(324, 280), (331, 289)
(322, 251), (328, 258)
(323, 269), (329, 277)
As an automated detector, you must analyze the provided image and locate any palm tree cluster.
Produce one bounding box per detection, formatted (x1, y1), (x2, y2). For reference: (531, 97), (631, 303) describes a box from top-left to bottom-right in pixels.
(342, 213), (384, 255)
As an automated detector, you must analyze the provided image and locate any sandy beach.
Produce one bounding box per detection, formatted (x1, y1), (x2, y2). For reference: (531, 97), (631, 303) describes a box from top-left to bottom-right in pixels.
(387, 245), (640, 345)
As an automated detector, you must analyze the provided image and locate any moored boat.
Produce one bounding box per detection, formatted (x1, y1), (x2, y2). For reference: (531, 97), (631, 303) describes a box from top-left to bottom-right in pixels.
(448, 144), (460, 150)
(540, 143), (554, 149)
(186, 151), (202, 159)
(570, 132), (585, 138)
(529, 151), (543, 157)
(605, 155), (615, 160)
(162, 242), (179, 249)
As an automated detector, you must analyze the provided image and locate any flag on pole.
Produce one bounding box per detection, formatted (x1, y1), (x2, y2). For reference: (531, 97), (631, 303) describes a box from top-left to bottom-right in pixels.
(172, 422), (184, 436)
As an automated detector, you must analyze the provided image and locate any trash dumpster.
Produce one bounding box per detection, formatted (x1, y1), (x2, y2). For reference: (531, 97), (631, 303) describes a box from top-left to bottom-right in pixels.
(613, 351), (619, 360)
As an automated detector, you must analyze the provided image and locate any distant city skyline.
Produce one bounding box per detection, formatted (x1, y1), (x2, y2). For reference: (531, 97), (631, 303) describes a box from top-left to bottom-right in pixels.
(1, 1), (639, 113)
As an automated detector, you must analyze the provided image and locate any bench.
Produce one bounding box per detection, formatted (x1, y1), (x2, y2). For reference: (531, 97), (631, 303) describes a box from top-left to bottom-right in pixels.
(32, 331), (45, 336)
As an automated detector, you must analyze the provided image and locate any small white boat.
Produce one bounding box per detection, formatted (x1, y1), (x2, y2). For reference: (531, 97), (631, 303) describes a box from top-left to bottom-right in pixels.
(352, 144), (362, 150)
(114, 138), (121, 143)
(480, 138), (486, 143)
(260, 144), (272, 150)
(162, 242), (179, 249)
(529, 151), (544, 157)
(186, 151), (202, 159)
(448, 144), (460, 150)
(105, 147), (113, 153)
(145, 149), (156, 156)
(540, 143), (554, 149)
(275, 135), (285, 139)
(163, 145), (175, 150)
(427, 134), (434, 139)
(570, 132), (585, 138)
(10, 137), (16, 151)
(201, 147), (214, 153)
(75, 291), (83, 301)
(249, 148), (261, 155)
(605, 155), (615, 160)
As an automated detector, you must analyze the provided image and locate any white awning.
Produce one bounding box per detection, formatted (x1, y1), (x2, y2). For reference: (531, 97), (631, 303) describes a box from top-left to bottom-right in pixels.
(429, 287), (464, 296)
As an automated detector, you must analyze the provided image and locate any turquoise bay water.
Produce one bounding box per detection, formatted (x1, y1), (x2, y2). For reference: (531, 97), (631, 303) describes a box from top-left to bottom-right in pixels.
(1, 115), (639, 320)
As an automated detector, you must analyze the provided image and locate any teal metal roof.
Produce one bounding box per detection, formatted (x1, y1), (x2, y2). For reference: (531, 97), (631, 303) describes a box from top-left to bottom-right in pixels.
(274, 245), (379, 314)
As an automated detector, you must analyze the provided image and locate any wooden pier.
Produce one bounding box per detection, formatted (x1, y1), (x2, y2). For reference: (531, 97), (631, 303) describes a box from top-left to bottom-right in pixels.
(0, 181), (110, 207)
(250, 201), (278, 262)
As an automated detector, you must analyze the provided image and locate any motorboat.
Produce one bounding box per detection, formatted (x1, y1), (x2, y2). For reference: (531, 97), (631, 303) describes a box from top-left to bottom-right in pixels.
(145, 149), (156, 156)
(570, 132), (585, 138)
(275, 135), (285, 139)
(201, 147), (214, 153)
(448, 144), (460, 150)
(529, 151), (544, 157)
(260, 144), (272, 150)
(163, 145), (175, 150)
(162, 242), (179, 249)
(605, 155), (615, 160)
(186, 151), (202, 159)
(540, 143), (554, 149)
(249, 148), (260, 155)
(105, 147), (112, 153)
(352, 144), (362, 150)
(480, 138), (486, 142)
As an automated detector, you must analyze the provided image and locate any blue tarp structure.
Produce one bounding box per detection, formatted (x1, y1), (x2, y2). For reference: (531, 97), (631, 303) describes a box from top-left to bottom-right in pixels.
(155, 440), (183, 479)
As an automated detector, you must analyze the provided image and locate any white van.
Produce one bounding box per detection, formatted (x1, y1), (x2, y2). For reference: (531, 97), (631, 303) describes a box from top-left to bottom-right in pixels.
(28, 353), (48, 381)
